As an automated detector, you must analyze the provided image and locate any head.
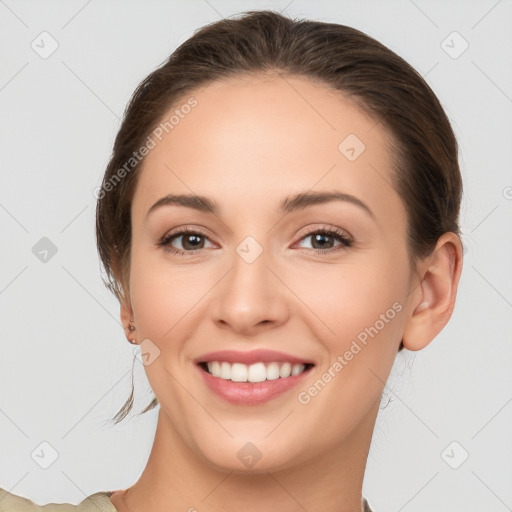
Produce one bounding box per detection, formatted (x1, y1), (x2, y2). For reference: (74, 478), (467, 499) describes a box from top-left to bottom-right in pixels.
(96, 10), (463, 471)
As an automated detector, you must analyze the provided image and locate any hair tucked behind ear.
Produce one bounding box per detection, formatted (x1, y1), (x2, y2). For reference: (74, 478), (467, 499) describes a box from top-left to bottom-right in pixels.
(96, 9), (462, 424)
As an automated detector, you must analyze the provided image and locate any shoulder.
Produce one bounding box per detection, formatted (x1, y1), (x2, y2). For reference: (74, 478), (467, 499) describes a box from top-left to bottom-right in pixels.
(0, 488), (118, 511)
(363, 497), (375, 512)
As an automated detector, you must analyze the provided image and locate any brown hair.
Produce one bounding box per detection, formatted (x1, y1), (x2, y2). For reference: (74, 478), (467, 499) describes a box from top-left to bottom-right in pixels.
(96, 10), (462, 424)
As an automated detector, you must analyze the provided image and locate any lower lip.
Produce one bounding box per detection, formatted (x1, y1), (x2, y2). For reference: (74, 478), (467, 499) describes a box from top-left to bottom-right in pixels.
(196, 364), (313, 405)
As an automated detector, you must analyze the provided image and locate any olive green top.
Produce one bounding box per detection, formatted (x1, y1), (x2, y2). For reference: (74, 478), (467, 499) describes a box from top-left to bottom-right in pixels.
(0, 488), (374, 511)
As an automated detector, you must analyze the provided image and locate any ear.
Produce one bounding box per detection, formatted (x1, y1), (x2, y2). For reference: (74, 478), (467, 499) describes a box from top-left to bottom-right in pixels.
(120, 293), (137, 344)
(402, 232), (463, 351)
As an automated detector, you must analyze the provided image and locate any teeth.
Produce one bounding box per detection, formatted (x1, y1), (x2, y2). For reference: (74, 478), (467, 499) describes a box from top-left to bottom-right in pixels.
(205, 361), (308, 382)
(279, 362), (291, 378)
(231, 363), (248, 382)
(220, 361), (231, 379)
(291, 364), (304, 376)
(210, 361), (221, 377)
(266, 362), (280, 380)
(247, 362), (266, 382)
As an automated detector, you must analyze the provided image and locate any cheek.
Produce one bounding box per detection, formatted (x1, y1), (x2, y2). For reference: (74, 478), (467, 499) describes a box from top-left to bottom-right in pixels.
(128, 249), (180, 340)
(298, 257), (403, 332)
(293, 258), (406, 418)
(128, 248), (216, 351)
(292, 253), (408, 391)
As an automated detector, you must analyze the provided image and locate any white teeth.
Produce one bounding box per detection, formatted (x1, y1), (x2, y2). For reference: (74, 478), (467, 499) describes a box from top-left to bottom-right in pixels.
(266, 362), (280, 380)
(208, 361), (221, 377)
(204, 361), (308, 382)
(279, 362), (292, 378)
(247, 362), (267, 382)
(291, 364), (304, 376)
(230, 363), (247, 382)
(220, 361), (231, 379)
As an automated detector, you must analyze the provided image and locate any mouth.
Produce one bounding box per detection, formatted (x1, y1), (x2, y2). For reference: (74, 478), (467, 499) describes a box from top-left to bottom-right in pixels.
(194, 350), (315, 405)
(198, 360), (315, 383)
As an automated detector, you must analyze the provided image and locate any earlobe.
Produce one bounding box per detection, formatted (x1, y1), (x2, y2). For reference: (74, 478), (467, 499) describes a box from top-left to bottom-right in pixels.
(120, 296), (137, 344)
(402, 232), (463, 351)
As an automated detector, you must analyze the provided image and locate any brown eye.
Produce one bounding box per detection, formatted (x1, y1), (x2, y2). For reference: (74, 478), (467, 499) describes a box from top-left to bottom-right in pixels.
(297, 228), (352, 252)
(170, 232), (205, 250)
(157, 227), (213, 255)
(310, 232), (337, 250)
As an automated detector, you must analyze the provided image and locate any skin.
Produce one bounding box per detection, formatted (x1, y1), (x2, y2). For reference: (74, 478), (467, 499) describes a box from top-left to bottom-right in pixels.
(109, 72), (463, 512)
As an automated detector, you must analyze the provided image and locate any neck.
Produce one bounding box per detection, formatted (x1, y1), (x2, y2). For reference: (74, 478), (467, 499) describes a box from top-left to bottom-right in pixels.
(114, 404), (378, 512)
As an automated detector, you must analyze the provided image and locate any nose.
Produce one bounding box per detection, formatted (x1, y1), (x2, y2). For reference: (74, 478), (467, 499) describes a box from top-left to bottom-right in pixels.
(211, 244), (290, 337)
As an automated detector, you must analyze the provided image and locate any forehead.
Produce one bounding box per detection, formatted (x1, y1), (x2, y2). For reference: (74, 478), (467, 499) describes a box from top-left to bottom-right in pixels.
(133, 73), (403, 226)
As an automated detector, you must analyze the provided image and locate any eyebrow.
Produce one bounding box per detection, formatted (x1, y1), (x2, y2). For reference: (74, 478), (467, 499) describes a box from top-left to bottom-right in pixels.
(146, 191), (374, 219)
(280, 191), (374, 219)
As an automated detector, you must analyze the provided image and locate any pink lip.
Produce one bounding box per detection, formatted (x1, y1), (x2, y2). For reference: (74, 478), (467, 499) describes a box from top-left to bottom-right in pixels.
(194, 349), (315, 406)
(196, 363), (313, 405)
(194, 349), (314, 365)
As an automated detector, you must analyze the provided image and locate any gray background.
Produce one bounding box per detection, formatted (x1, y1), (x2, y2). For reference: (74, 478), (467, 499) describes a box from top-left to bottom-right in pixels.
(1, 0), (511, 511)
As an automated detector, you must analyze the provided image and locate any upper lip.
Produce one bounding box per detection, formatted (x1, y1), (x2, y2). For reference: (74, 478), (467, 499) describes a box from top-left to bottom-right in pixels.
(194, 349), (315, 366)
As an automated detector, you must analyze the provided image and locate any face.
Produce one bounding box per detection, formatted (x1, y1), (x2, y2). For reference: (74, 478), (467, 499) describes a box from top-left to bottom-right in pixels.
(123, 73), (415, 472)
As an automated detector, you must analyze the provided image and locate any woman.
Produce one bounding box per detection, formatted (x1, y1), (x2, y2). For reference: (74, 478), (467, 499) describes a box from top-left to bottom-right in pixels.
(0, 9), (463, 512)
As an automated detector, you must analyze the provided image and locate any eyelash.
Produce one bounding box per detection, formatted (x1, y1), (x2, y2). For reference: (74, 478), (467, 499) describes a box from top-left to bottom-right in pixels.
(157, 225), (353, 256)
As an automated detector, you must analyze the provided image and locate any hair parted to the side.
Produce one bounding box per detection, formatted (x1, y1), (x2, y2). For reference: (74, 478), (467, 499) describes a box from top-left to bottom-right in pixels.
(96, 10), (462, 425)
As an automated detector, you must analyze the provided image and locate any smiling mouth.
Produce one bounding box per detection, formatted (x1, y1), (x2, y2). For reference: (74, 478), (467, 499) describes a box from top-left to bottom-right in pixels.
(198, 361), (315, 383)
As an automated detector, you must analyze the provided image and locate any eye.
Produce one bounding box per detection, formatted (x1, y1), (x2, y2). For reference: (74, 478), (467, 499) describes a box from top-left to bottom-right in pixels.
(295, 226), (353, 253)
(157, 227), (214, 255)
(157, 225), (353, 256)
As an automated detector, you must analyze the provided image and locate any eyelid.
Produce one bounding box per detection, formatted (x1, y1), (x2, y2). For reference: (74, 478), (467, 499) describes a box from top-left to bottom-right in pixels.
(162, 225), (211, 239)
(294, 223), (353, 243)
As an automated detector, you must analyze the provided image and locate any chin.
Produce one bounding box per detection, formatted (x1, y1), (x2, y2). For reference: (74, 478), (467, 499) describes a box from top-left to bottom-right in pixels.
(193, 434), (306, 475)
(178, 423), (305, 475)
